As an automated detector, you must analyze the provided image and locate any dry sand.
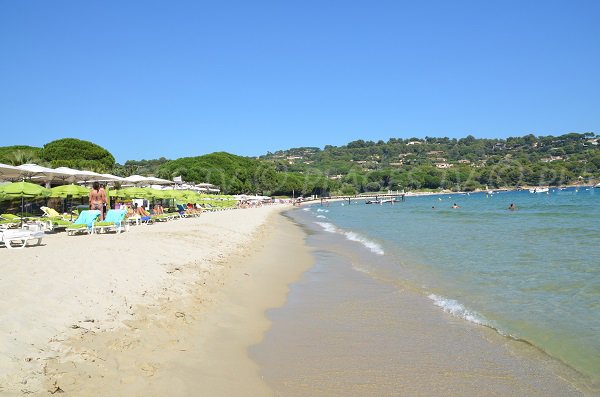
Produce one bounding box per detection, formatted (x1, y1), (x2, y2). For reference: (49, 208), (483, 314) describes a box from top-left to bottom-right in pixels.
(0, 205), (312, 396)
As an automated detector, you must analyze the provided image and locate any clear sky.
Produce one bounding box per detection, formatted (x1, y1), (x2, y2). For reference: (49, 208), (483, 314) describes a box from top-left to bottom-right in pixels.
(1, 1), (599, 163)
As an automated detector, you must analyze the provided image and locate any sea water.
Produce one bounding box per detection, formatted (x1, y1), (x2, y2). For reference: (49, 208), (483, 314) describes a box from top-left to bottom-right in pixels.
(255, 188), (599, 394)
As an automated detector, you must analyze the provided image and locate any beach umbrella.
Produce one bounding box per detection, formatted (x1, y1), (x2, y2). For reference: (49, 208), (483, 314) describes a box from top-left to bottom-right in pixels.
(50, 184), (90, 220)
(0, 163), (24, 181)
(89, 173), (127, 183)
(0, 181), (50, 225)
(177, 190), (201, 204)
(16, 164), (72, 184)
(117, 187), (154, 199)
(52, 167), (103, 184)
(147, 188), (165, 199)
(49, 184), (90, 198)
(123, 175), (173, 186)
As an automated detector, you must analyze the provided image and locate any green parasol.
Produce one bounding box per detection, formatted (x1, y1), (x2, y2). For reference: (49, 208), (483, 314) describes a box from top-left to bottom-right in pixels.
(177, 190), (201, 204)
(113, 187), (154, 199)
(49, 184), (90, 198)
(0, 181), (50, 225)
(50, 184), (90, 221)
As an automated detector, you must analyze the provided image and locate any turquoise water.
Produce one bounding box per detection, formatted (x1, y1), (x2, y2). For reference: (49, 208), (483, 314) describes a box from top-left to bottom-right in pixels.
(302, 188), (600, 388)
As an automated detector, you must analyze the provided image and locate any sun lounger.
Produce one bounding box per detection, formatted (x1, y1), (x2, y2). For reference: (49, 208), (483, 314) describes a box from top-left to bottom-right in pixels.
(93, 210), (128, 234)
(66, 210), (101, 236)
(0, 219), (19, 229)
(0, 229), (44, 249)
(176, 204), (194, 217)
(41, 206), (70, 220)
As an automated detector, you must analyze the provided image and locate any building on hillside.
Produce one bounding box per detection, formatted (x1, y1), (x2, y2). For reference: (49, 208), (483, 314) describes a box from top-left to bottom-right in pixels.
(540, 156), (564, 163)
(435, 162), (453, 169)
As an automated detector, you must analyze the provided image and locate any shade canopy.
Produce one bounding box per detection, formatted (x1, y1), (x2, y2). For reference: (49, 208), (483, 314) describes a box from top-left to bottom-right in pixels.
(16, 164), (73, 182)
(0, 181), (50, 198)
(123, 175), (173, 185)
(175, 190), (202, 203)
(95, 173), (127, 182)
(49, 184), (90, 198)
(52, 167), (104, 183)
(0, 163), (25, 181)
(113, 187), (154, 199)
(0, 181), (50, 224)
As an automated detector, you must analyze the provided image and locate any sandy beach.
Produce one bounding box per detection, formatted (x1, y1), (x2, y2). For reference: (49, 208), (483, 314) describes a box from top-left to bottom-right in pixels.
(1, 202), (594, 396)
(0, 205), (312, 396)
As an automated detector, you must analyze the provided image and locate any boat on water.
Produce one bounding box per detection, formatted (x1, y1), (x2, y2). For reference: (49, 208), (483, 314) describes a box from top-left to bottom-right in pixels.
(595, 183), (600, 188)
(529, 187), (549, 193)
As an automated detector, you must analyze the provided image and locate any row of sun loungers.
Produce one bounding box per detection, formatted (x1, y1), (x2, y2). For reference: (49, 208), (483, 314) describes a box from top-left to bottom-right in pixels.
(0, 205), (204, 248)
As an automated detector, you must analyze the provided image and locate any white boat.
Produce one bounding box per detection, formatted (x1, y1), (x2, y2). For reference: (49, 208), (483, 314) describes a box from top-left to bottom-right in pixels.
(595, 183), (600, 189)
(529, 187), (549, 193)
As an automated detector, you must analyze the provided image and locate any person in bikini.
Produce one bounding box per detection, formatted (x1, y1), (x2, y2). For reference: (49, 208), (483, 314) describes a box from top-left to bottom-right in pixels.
(89, 182), (105, 220)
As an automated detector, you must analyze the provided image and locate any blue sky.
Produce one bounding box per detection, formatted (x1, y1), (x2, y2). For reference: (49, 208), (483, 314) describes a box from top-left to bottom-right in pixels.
(1, 0), (599, 163)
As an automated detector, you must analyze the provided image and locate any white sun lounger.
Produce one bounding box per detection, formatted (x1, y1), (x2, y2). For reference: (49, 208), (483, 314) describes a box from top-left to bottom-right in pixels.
(0, 229), (45, 249)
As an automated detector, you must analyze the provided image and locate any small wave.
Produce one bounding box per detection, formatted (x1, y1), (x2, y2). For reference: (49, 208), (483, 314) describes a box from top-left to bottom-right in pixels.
(302, 207), (311, 212)
(315, 222), (337, 233)
(316, 215), (326, 219)
(428, 294), (487, 326)
(316, 208), (329, 213)
(343, 231), (384, 255)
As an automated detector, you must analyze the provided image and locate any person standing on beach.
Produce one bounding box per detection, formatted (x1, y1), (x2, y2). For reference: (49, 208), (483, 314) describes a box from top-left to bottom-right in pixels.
(89, 182), (105, 220)
(99, 183), (107, 220)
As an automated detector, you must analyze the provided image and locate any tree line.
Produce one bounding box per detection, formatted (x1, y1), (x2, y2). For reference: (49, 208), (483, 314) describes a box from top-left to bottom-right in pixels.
(1, 133), (598, 196)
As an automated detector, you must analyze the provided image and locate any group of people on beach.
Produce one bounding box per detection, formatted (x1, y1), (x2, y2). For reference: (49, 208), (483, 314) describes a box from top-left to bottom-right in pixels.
(89, 182), (107, 221)
(89, 182), (170, 222)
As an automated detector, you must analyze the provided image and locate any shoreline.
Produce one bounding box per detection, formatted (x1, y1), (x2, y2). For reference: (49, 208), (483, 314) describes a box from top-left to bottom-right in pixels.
(1, 201), (595, 396)
(252, 207), (591, 396)
(1, 205), (312, 396)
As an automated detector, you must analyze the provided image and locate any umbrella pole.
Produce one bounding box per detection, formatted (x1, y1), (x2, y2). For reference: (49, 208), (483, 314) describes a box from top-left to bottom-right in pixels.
(21, 195), (24, 228)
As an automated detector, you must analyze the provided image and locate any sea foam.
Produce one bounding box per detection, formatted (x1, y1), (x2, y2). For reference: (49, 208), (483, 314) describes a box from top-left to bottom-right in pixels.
(316, 215), (326, 219)
(428, 294), (486, 326)
(315, 222), (337, 233)
(343, 231), (385, 255)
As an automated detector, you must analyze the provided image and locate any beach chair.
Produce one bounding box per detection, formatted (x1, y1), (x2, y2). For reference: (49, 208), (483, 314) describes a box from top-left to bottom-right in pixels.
(66, 210), (101, 236)
(41, 206), (69, 220)
(46, 218), (73, 232)
(176, 204), (192, 217)
(93, 210), (129, 234)
(0, 229), (45, 249)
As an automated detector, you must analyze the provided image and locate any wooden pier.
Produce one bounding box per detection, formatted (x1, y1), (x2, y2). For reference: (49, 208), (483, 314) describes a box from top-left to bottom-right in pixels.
(319, 192), (405, 205)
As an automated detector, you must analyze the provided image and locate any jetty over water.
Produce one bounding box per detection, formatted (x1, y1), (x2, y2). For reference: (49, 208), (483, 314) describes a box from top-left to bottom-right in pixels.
(321, 192), (406, 205)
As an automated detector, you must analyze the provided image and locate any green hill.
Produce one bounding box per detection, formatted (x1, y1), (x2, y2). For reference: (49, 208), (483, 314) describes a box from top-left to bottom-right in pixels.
(1, 131), (598, 195)
(260, 132), (600, 193)
(157, 152), (279, 195)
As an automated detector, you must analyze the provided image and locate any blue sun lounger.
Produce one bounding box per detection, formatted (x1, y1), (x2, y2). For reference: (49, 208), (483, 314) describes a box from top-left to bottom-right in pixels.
(93, 210), (128, 234)
(66, 210), (101, 236)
